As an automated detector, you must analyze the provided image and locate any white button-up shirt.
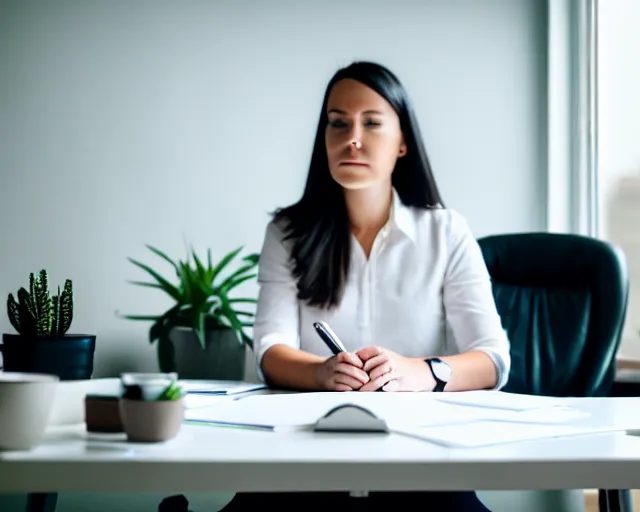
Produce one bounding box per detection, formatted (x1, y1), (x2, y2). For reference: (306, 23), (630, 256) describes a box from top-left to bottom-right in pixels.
(253, 189), (511, 389)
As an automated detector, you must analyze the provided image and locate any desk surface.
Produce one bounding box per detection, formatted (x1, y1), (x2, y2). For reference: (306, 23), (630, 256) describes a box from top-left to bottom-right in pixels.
(2, 394), (640, 494)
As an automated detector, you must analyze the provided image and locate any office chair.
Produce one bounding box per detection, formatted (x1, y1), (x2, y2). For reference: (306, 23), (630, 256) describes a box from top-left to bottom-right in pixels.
(476, 232), (630, 512)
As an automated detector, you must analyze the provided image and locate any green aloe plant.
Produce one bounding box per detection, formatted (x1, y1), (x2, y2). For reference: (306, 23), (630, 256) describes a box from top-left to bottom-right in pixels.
(119, 245), (259, 373)
(6, 270), (74, 338)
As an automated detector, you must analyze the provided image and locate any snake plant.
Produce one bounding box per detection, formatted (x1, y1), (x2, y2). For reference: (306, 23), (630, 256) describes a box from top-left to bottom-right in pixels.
(6, 270), (74, 338)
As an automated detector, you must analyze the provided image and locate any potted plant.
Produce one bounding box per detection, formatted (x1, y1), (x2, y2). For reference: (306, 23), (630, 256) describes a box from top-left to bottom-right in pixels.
(119, 245), (259, 381)
(2, 270), (96, 380)
(120, 379), (186, 443)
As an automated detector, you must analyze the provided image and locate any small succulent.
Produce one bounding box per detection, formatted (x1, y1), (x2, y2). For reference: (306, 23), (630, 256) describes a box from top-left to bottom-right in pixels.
(6, 270), (73, 338)
(157, 380), (186, 401)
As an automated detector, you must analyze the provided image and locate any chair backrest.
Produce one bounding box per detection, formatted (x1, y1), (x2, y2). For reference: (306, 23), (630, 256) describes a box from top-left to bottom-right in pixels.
(477, 233), (629, 397)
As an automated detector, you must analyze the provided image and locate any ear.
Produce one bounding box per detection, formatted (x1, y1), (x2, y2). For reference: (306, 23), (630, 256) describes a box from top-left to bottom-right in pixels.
(398, 140), (407, 158)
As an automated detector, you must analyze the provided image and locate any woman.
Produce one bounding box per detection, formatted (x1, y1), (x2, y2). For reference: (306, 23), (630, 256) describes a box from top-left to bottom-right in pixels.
(222, 61), (509, 511)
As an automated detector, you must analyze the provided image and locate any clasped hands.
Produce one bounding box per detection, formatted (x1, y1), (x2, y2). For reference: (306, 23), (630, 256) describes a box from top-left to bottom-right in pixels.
(317, 346), (433, 392)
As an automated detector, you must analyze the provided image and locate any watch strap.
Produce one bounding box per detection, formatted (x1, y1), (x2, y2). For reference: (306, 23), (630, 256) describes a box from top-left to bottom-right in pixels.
(425, 358), (447, 392)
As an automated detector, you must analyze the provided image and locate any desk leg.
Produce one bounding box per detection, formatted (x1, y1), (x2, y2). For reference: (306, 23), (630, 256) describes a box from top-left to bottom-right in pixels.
(25, 493), (58, 512)
(598, 489), (633, 512)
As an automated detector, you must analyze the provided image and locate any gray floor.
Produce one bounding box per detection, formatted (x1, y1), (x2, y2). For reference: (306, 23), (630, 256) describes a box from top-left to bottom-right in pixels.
(0, 492), (235, 512)
(0, 490), (586, 512)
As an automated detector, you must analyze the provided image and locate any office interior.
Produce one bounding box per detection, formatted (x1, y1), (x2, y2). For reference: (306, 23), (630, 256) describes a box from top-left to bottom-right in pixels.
(1, 0), (640, 511)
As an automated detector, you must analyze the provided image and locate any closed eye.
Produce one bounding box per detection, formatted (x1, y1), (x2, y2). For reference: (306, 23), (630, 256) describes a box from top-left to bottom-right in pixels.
(328, 119), (348, 128)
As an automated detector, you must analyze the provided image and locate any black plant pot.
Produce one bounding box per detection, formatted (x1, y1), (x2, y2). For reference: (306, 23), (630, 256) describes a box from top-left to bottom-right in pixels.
(0, 334), (96, 381)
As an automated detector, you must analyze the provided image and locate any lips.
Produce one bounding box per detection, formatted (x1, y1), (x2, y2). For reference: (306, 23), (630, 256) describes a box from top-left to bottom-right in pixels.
(339, 161), (369, 167)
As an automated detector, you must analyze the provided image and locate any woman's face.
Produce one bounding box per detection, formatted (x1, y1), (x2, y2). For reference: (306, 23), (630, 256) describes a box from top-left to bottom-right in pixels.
(325, 78), (406, 190)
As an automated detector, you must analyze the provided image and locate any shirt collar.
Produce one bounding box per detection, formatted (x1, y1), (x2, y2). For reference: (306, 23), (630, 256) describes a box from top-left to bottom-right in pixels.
(389, 187), (417, 244)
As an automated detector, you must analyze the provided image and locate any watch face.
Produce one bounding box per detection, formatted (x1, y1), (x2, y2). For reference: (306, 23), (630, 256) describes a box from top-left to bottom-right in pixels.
(431, 360), (452, 382)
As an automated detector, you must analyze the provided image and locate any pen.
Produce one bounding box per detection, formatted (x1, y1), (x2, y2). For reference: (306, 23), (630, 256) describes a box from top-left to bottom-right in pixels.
(313, 321), (347, 355)
(313, 321), (382, 391)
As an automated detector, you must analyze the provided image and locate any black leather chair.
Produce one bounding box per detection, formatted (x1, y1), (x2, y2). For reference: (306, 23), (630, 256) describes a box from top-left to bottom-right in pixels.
(478, 232), (630, 512)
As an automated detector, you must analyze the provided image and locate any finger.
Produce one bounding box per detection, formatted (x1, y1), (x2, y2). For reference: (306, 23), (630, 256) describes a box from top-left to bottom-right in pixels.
(360, 371), (396, 392)
(368, 361), (393, 381)
(355, 345), (383, 362)
(334, 373), (365, 390)
(336, 363), (370, 384)
(355, 345), (382, 361)
(336, 351), (364, 368)
(363, 353), (389, 373)
(335, 383), (354, 392)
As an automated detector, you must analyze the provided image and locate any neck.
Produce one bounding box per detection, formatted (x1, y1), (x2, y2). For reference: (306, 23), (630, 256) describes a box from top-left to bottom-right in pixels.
(343, 181), (393, 236)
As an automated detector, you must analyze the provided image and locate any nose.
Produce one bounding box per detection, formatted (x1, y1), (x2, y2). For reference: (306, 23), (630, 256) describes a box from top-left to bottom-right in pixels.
(346, 124), (363, 152)
(345, 122), (362, 142)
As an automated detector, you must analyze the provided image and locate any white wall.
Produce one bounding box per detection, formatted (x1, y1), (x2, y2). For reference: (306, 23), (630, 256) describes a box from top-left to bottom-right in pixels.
(0, 0), (547, 380)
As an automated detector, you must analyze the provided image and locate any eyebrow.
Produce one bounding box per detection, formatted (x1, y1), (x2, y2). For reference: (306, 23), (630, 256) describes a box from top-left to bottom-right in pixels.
(327, 109), (384, 115)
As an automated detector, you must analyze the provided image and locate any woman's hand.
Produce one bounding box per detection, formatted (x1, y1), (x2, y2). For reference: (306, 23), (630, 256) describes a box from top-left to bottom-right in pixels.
(315, 352), (370, 391)
(356, 346), (434, 392)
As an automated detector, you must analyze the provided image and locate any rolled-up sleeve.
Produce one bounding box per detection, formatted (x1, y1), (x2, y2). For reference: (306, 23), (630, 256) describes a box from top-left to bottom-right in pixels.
(253, 220), (300, 382)
(442, 211), (511, 390)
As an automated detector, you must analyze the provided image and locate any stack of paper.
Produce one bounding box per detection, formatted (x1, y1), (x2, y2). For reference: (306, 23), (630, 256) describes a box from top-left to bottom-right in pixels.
(393, 421), (619, 448)
(435, 390), (569, 411)
(182, 389), (635, 448)
(389, 390), (618, 447)
(186, 392), (469, 429)
(184, 390), (591, 432)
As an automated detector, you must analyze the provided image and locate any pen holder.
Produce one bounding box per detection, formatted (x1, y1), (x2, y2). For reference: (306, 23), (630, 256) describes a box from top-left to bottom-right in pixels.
(85, 394), (123, 433)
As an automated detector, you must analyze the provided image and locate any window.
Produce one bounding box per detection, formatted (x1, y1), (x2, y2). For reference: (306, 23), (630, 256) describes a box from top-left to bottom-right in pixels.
(597, 0), (640, 359)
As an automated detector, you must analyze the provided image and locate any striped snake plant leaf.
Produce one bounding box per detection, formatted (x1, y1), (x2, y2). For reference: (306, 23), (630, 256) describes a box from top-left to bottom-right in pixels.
(59, 279), (73, 335)
(7, 294), (21, 334)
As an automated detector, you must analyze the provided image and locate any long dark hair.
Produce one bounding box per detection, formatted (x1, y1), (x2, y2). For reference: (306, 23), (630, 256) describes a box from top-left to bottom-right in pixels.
(273, 61), (444, 309)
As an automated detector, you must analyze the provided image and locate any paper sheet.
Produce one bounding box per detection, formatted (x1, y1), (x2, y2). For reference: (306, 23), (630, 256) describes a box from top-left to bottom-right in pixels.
(394, 421), (621, 448)
(186, 392), (464, 428)
(183, 394), (230, 409)
(434, 390), (569, 411)
(179, 380), (267, 395)
(184, 391), (588, 429)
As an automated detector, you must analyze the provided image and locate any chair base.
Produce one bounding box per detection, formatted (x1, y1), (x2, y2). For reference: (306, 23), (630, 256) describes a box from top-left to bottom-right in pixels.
(599, 489), (634, 512)
(25, 493), (57, 512)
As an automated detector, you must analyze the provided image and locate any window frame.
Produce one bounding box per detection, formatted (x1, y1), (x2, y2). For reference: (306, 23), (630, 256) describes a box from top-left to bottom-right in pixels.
(546, 0), (598, 237)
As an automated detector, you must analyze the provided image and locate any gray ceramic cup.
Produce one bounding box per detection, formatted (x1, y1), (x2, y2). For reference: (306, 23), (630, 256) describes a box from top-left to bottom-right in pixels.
(0, 372), (59, 450)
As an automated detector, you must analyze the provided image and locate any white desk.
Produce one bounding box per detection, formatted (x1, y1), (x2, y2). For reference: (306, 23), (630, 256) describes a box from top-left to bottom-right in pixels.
(1, 394), (640, 512)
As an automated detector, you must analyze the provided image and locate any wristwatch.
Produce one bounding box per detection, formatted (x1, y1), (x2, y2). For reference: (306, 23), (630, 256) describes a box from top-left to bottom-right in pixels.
(424, 357), (452, 392)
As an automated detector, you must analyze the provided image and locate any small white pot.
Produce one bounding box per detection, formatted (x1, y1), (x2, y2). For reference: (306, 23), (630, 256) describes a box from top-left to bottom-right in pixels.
(0, 372), (59, 451)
